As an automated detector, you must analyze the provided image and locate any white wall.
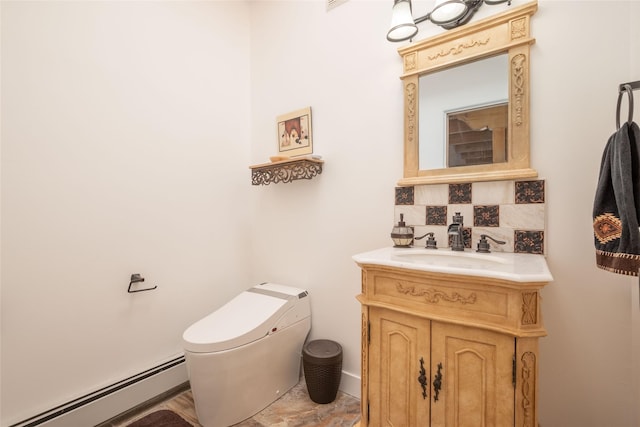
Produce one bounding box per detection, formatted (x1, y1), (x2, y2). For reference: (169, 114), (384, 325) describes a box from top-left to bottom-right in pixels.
(0, 2), (4, 422)
(249, 0), (639, 426)
(1, 1), (251, 425)
(248, 0), (402, 396)
(534, 2), (638, 426)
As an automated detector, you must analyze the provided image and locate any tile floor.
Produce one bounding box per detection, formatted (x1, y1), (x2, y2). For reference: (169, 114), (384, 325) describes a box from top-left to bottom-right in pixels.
(103, 380), (361, 427)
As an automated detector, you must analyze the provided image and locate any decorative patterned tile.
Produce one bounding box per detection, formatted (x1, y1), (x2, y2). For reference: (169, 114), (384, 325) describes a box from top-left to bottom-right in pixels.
(449, 183), (472, 204)
(426, 206), (448, 225)
(514, 230), (544, 254)
(410, 179), (546, 254)
(515, 180), (545, 204)
(395, 187), (414, 205)
(463, 227), (472, 249)
(474, 205), (499, 227)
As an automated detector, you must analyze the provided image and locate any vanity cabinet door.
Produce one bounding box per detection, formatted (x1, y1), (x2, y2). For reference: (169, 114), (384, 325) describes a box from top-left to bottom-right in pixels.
(430, 322), (515, 427)
(368, 307), (431, 427)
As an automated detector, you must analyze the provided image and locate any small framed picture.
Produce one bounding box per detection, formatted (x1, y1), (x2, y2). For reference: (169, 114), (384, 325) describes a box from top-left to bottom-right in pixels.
(277, 107), (313, 157)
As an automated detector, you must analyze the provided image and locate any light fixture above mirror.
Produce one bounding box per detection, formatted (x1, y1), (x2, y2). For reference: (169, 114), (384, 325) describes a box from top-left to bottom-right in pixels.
(387, 0), (512, 42)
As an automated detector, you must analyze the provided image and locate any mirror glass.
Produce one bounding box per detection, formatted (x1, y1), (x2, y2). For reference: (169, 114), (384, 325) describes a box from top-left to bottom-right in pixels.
(419, 54), (508, 170)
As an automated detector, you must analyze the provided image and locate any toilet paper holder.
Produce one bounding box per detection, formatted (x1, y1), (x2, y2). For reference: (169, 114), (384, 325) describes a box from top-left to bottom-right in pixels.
(128, 273), (157, 293)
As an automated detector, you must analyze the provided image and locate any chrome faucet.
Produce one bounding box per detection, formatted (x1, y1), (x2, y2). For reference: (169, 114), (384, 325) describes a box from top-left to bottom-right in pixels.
(447, 212), (465, 251)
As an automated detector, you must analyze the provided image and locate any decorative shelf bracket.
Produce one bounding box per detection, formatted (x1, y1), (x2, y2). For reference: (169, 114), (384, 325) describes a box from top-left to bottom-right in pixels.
(250, 158), (323, 185)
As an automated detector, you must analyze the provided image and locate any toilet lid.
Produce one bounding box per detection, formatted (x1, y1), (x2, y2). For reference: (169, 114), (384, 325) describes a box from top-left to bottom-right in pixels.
(182, 291), (293, 353)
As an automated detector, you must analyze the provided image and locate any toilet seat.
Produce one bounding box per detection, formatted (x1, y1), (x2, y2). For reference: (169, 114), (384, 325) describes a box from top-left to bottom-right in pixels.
(183, 285), (302, 353)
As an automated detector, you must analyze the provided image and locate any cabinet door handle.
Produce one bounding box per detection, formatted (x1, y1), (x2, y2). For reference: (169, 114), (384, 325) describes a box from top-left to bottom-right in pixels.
(433, 362), (443, 402)
(417, 357), (427, 399)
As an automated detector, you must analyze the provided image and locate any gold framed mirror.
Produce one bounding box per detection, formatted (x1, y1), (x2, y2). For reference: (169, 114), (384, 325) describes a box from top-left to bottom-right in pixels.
(397, 1), (538, 185)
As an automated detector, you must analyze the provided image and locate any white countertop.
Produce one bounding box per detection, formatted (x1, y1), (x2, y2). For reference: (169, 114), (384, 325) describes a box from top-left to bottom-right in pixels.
(353, 247), (553, 283)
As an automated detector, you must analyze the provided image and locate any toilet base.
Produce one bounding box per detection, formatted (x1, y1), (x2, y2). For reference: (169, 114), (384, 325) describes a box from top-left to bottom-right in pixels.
(185, 317), (311, 427)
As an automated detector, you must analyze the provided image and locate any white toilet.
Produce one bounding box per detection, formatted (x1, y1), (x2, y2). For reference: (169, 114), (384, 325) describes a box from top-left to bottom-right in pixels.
(182, 282), (311, 427)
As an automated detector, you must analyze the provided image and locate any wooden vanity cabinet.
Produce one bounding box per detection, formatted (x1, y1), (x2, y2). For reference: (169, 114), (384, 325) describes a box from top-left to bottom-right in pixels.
(356, 264), (549, 427)
(368, 307), (431, 426)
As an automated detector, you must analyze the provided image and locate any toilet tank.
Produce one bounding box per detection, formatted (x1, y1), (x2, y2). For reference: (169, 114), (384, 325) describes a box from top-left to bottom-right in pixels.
(254, 282), (311, 334)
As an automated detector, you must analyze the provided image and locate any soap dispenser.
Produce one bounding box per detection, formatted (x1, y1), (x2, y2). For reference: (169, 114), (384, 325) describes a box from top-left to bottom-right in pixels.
(391, 213), (414, 248)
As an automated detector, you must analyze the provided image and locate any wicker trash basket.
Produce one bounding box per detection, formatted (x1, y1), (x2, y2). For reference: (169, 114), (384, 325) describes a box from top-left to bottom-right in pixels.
(302, 339), (343, 404)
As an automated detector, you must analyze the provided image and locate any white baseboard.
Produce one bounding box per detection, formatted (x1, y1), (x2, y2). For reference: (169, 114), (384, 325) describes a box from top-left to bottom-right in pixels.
(10, 356), (188, 427)
(11, 359), (360, 427)
(339, 370), (361, 399)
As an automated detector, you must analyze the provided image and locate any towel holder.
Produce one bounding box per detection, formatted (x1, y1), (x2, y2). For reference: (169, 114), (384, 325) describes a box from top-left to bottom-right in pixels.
(615, 81), (640, 308)
(616, 80), (639, 130)
(128, 273), (157, 293)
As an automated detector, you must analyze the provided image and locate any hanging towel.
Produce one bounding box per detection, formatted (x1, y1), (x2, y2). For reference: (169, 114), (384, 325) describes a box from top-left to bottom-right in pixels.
(593, 121), (640, 275)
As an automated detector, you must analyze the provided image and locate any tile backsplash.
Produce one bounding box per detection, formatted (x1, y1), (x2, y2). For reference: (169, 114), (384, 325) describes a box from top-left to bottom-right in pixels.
(394, 179), (546, 254)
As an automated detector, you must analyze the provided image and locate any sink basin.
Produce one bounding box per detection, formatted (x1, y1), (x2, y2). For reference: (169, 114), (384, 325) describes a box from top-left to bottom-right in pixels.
(353, 247), (553, 282)
(392, 250), (509, 268)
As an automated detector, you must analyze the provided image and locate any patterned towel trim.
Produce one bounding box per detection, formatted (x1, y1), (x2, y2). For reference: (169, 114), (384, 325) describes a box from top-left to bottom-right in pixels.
(595, 249), (640, 276)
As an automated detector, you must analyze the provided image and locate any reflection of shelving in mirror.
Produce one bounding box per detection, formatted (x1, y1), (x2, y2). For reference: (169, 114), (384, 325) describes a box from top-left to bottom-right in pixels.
(447, 103), (508, 167)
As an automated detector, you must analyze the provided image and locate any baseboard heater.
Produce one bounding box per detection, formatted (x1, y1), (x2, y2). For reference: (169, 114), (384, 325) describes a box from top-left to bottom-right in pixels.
(9, 355), (188, 427)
